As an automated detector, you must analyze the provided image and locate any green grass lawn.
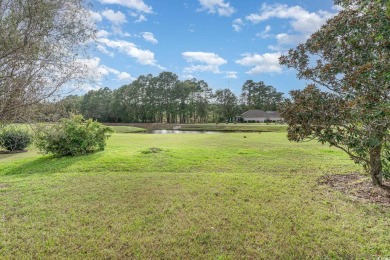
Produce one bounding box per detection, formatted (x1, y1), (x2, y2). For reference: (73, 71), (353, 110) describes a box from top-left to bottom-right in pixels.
(0, 131), (389, 259)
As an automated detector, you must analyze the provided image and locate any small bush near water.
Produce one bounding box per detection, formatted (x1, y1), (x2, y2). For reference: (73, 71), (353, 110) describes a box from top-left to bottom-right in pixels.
(35, 115), (113, 157)
(0, 126), (32, 152)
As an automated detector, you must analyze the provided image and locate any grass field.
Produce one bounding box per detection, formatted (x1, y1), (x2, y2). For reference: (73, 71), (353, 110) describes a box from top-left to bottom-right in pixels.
(0, 130), (389, 259)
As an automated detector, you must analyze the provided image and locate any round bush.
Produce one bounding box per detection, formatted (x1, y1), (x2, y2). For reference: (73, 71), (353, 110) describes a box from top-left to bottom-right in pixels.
(34, 115), (114, 157)
(0, 127), (32, 152)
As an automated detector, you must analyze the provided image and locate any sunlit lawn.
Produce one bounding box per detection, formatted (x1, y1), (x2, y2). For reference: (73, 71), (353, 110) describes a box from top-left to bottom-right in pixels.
(0, 131), (389, 258)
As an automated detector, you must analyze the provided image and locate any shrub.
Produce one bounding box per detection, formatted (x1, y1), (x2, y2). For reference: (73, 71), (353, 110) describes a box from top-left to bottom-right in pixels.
(34, 115), (114, 157)
(0, 126), (32, 152)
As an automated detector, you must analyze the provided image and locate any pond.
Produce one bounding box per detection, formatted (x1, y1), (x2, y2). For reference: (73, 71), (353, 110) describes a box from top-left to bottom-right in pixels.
(147, 130), (218, 134)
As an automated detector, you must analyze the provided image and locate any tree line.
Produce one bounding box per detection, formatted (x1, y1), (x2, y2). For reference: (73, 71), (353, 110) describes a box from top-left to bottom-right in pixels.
(38, 72), (284, 123)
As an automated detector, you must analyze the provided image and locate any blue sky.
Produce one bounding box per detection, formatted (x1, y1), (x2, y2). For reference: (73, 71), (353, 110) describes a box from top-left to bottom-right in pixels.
(84, 0), (341, 96)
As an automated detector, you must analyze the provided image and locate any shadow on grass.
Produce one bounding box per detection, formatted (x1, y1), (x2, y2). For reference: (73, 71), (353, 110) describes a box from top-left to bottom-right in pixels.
(2, 152), (103, 177)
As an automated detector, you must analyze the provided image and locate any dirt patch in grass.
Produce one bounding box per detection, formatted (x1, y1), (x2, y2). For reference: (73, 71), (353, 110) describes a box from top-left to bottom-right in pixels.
(140, 147), (164, 154)
(0, 183), (10, 189)
(319, 173), (390, 207)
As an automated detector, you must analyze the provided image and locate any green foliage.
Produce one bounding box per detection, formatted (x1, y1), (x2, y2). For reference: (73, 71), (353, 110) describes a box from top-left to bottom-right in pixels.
(240, 80), (284, 111)
(0, 126), (32, 151)
(383, 142), (390, 179)
(34, 115), (114, 157)
(64, 71), (282, 124)
(279, 0), (389, 184)
(214, 88), (238, 121)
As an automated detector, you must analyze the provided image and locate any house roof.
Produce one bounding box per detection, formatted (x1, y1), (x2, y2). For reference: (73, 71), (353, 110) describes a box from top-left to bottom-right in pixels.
(241, 110), (282, 118)
(267, 111), (282, 117)
(241, 110), (269, 118)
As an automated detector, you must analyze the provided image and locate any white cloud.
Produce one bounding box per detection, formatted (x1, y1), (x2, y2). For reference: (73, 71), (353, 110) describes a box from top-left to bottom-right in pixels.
(98, 38), (164, 69)
(96, 30), (111, 38)
(246, 4), (335, 49)
(184, 65), (219, 73)
(246, 4), (334, 34)
(135, 14), (147, 23)
(99, 0), (152, 13)
(100, 10), (132, 36)
(75, 58), (112, 81)
(130, 12), (148, 23)
(117, 72), (134, 81)
(97, 44), (114, 57)
(76, 57), (133, 82)
(232, 18), (244, 32)
(256, 25), (272, 38)
(182, 52), (227, 66)
(102, 9), (127, 25)
(182, 74), (196, 80)
(225, 71), (237, 79)
(182, 51), (227, 74)
(89, 11), (103, 22)
(198, 0), (235, 17)
(141, 32), (158, 44)
(236, 52), (282, 74)
(275, 33), (306, 46)
(332, 5), (343, 12)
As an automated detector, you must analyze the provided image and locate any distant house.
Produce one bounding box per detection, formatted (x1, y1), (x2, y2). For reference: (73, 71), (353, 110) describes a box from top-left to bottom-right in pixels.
(240, 110), (283, 122)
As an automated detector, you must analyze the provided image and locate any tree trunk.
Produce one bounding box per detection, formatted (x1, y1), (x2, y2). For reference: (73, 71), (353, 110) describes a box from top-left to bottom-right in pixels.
(369, 145), (383, 186)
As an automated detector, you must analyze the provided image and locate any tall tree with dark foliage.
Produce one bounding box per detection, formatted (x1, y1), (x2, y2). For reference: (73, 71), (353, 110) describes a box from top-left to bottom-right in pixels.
(279, 0), (389, 186)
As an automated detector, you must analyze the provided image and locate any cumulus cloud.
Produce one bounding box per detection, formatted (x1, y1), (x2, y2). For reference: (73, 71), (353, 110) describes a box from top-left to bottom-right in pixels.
(102, 9), (127, 25)
(246, 4), (335, 48)
(117, 72), (134, 81)
(96, 30), (111, 38)
(98, 38), (164, 69)
(76, 57), (134, 82)
(198, 0), (235, 17)
(89, 11), (103, 22)
(274, 33), (306, 46)
(97, 44), (114, 57)
(100, 10), (132, 36)
(236, 52), (282, 74)
(183, 52), (227, 66)
(99, 0), (152, 13)
(232, 18), (244, 32)
(141, 32), (158, 44)
(182, 52), (227, 73)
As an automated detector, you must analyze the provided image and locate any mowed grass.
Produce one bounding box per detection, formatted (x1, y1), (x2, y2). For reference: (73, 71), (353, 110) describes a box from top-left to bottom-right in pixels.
(0, 131), (389, 259)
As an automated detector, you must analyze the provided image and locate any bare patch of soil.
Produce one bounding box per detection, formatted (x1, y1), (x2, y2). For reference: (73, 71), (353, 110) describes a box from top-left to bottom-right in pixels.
(0, 183), (10, 189)
(0, 149), (27, 154)
(319, 173), (390, 207)
(140, 147), (164, 154)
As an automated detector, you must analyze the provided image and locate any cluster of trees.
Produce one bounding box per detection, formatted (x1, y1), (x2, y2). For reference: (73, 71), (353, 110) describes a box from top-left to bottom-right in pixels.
(1, 0), (387, 187)
(279, 0), (389, 186)
(38, 73), (284, 123)
(0, 0), (95, 123)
